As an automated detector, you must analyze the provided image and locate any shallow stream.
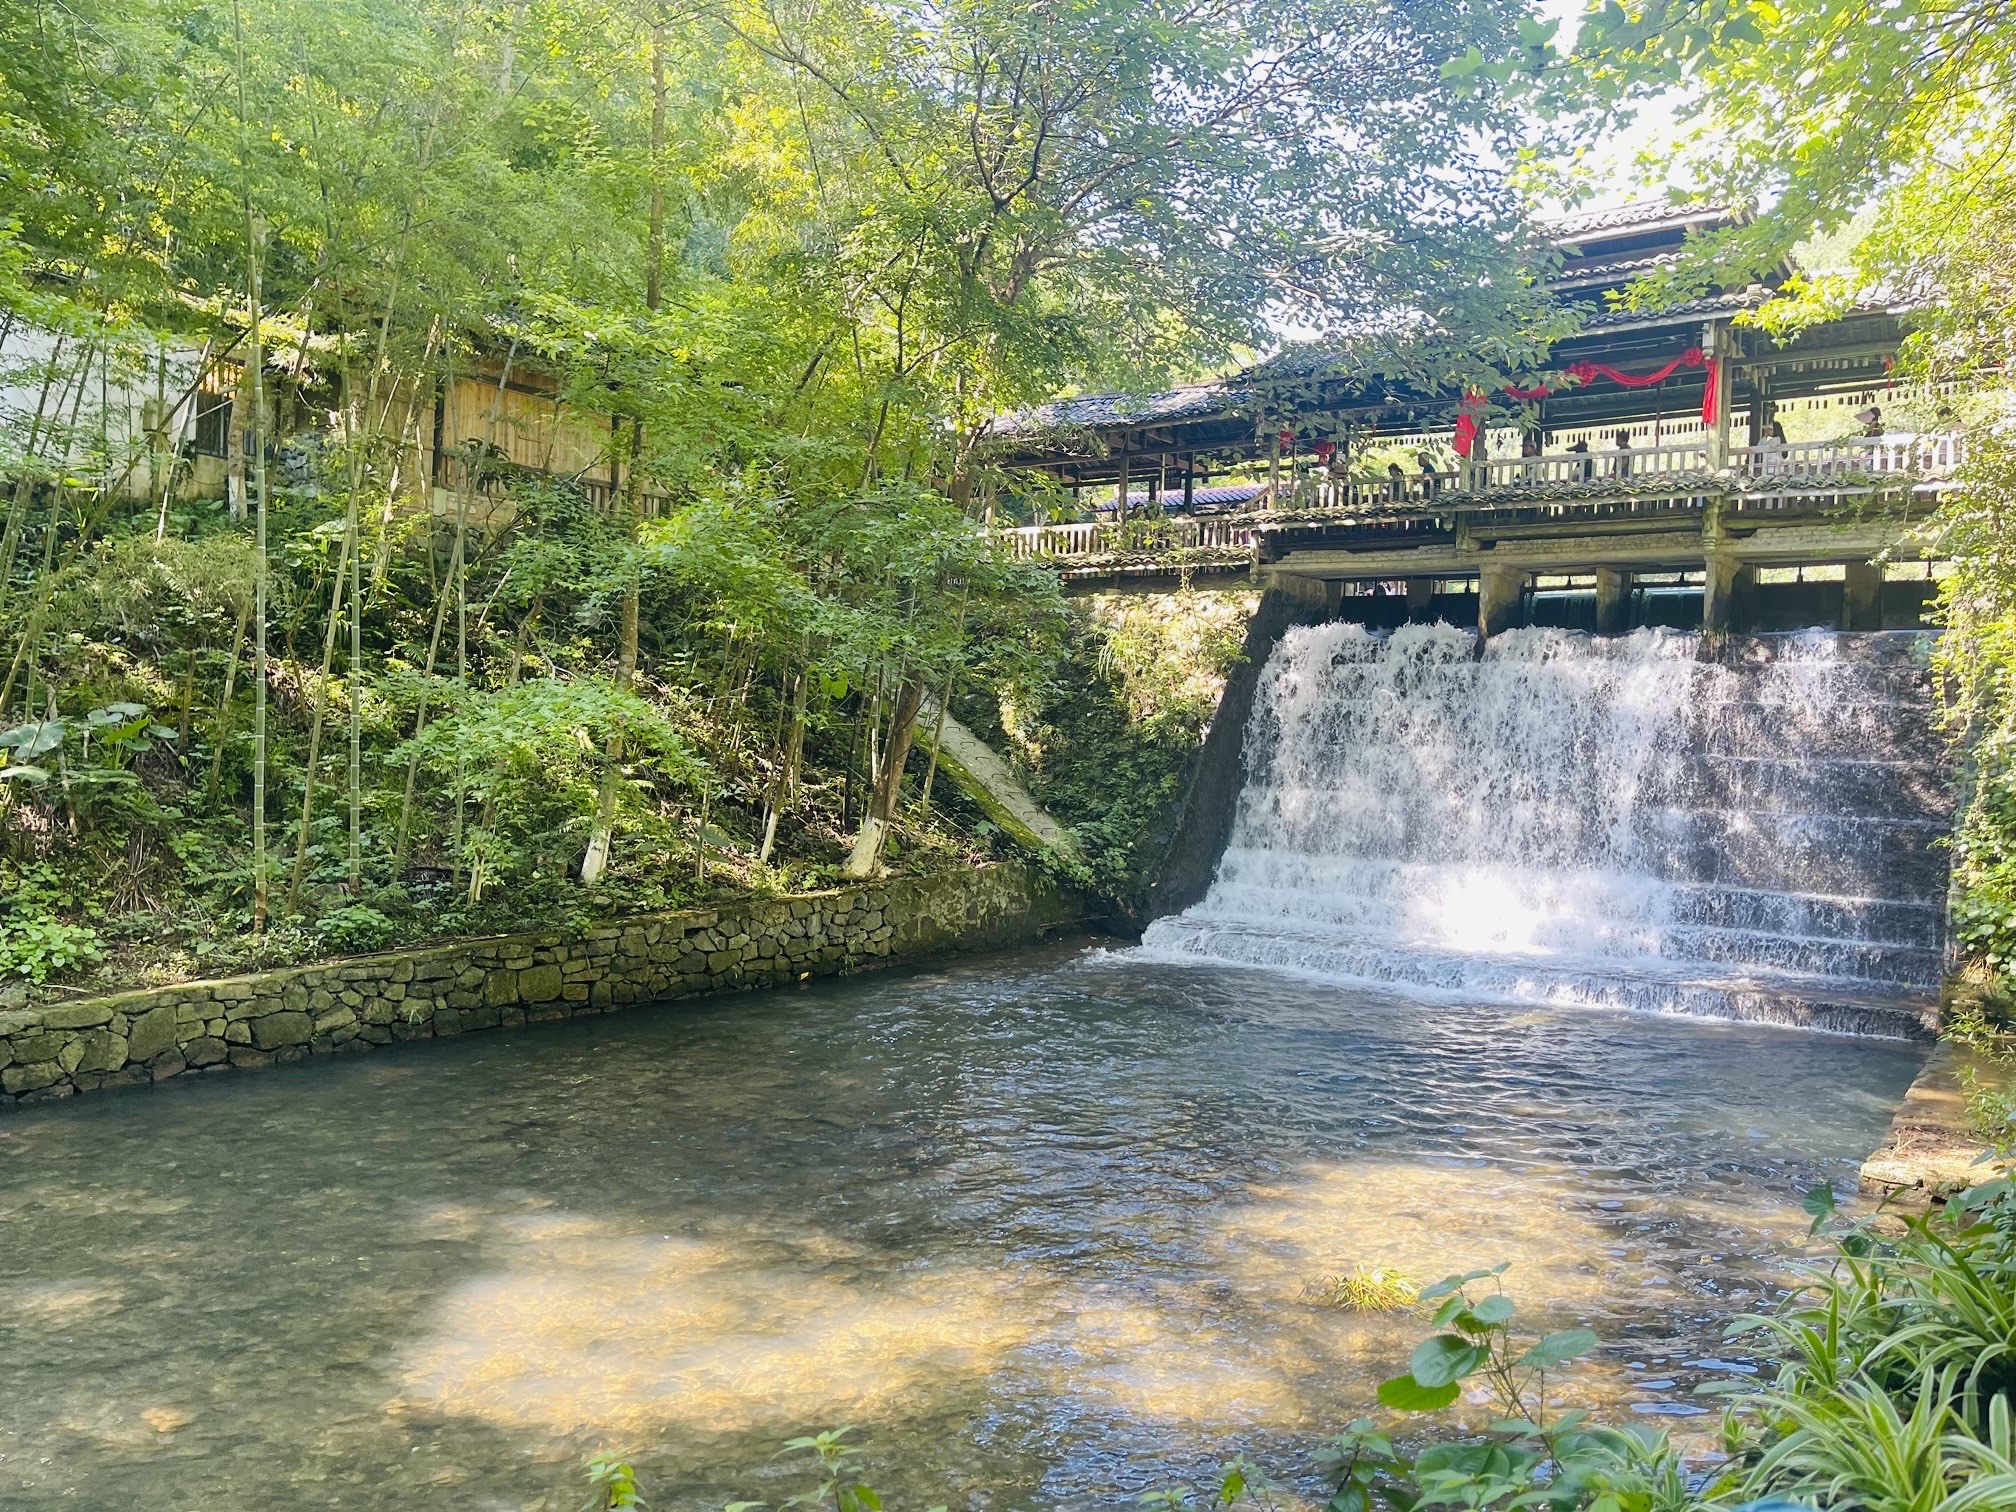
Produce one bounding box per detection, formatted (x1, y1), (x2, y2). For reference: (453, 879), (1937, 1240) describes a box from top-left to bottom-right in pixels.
(0, 943), (1921, 1508)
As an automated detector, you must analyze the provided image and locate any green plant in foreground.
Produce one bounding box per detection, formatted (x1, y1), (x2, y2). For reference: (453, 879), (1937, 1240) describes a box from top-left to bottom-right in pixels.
(669, 1176), (2016, 1512)
(722, 1428), (946, 1512)
(583, 1457), (646, 1510)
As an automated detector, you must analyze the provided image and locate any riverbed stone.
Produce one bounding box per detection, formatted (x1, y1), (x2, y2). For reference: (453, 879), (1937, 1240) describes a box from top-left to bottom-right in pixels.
(517, 965), (563, 1002)
(127, 1005), (180, 1063)
(39, 1003), (114, 1030)
(73, 1031), (128, 1073)
(250, 1012), (312, 1050)
(8, 1031), (61, 1064)
(4, 1061), (64, 1093)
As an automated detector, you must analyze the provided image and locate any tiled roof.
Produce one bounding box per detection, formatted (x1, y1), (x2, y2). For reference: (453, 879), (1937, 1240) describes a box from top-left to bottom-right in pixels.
(1573, 289), (1774, 331)
(1539, 199), (1737, 242)
(984, 380), (1242, 436)
(1551, 250), (1687, 289)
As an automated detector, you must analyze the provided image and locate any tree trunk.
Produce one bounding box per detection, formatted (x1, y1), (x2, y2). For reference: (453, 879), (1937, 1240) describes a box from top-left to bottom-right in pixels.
(758, 663), (809, 865)
(843, 677), (923, 878)
(580, 27), (664, 886)
(578, 577), (639, 885)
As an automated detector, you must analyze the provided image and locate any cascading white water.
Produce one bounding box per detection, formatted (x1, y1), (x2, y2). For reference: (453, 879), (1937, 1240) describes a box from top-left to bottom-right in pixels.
(1140, 623), (1949, 1036)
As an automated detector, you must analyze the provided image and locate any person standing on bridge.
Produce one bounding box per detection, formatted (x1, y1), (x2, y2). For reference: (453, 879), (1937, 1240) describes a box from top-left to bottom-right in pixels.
(1568, 438), (1592, 482)
(1611, 428), (1633, 479)
(1760, 418), (1788, 473)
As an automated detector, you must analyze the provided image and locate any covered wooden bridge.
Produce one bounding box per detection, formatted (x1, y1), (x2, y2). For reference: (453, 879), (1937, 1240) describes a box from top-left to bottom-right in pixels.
(984, 202), (1961, 634)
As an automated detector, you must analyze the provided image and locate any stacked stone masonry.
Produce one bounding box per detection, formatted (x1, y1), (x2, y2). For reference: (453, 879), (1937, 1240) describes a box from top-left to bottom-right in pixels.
(0, 863), (1081, 1106)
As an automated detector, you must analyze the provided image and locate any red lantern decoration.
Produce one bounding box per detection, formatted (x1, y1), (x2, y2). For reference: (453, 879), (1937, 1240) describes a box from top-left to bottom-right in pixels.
(1312, 439), (1337, 462)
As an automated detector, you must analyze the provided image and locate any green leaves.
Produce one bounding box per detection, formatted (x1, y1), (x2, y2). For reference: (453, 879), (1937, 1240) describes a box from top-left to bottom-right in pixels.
(1469, 1293), (1516, 1325)
(1376, 1373), (1463, 1412)
(1416, 1265), (1507, 1302)
(1409, 1333), (1491, 1387)
(1519, 1328), (1600, 1370)
(0, 719), (65, 760)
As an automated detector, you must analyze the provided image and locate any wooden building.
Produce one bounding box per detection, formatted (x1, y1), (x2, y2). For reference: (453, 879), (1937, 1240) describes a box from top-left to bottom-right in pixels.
(987, 201), (1963, 635)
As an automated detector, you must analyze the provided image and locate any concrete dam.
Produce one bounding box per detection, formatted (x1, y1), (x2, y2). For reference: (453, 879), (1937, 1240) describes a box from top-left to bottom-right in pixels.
(1143, 622), (1948, 1038)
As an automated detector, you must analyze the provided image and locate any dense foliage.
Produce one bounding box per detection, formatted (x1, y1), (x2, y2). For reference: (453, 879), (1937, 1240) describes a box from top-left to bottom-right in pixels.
(0, 0), (1554, 991)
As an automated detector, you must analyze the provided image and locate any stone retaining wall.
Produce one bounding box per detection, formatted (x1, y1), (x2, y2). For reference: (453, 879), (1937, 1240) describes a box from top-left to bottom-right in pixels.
(0, 863), (1083, 1106)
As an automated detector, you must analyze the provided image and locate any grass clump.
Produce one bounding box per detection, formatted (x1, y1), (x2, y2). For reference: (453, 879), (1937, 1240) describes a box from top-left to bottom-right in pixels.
(1309, 1265), (1421, 1313)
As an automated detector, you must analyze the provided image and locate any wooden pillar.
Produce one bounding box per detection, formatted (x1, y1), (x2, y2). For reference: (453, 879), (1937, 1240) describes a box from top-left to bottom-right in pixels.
(1478, 563), (1526, 640)
(1182, 456), (1195, 511)
(1705, 322), (1733, 470)
(1844, 560), (1883, 630)
(1594, 568), (1630, 635)
(1406, 578), (1434, 621)
(1115, 452), (1129, 526)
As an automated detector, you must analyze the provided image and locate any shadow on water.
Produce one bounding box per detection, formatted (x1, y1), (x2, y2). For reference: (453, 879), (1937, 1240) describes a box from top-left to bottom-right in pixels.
(0, 939), (1925, 1509)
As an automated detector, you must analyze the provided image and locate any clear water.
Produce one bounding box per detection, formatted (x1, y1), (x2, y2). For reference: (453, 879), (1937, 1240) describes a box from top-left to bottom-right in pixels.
(0, 945), (1922, 1509)
(1143, 625), (1946, 1030)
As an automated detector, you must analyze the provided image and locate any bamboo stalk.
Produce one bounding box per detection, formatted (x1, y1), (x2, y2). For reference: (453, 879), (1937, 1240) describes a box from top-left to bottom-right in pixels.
(234, 0), (272, 931)
(205, 600), (252, 805)
(284, 529), (354, 914)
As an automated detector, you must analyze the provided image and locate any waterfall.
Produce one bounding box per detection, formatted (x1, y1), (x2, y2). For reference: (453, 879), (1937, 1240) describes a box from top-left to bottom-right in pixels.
(1140, 623), (1949, 1037)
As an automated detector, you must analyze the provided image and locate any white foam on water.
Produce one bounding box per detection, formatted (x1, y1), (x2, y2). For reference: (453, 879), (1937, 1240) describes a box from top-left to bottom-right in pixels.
(1140, 623), (1945, 1030)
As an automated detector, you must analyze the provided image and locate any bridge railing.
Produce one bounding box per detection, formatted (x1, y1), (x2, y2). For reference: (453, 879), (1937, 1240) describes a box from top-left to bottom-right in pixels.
(1729, 432), (1964, 479)
(1001, 433), (1967, 564)
(1000, 516), (1255, 562)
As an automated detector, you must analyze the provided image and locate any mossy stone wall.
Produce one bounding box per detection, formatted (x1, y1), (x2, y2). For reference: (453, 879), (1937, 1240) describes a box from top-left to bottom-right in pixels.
(0, 863), (1082, 1106)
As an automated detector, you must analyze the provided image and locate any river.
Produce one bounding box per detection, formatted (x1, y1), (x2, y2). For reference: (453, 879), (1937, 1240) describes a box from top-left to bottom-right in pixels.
(0, 941), (1922, 1509)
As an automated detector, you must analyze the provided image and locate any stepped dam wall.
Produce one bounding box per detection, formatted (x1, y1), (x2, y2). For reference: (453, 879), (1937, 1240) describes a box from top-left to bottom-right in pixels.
(1142, 623), (1950, 1037)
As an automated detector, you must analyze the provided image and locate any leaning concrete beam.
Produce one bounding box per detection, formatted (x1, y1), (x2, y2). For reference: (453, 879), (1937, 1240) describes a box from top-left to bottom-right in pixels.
(920, 698), (1080, 860)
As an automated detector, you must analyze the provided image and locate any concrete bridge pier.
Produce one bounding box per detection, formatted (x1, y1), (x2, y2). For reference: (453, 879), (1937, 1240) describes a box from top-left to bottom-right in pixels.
(1844, 561), (1884, 631)
(1703, 554), (1751, 633)
(1594, 569), (1630, 635)
(1479, 564), (1527, 639)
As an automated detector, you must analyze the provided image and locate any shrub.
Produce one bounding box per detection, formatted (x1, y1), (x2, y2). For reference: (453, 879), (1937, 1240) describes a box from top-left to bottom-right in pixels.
(314, 904), (400, 955)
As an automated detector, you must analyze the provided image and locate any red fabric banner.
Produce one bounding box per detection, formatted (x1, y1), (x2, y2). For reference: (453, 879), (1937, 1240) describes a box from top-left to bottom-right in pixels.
(1467, 348), (1718, 451)
(1562, 347), (1715, 425)
(1563, 347), (1703, 390)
